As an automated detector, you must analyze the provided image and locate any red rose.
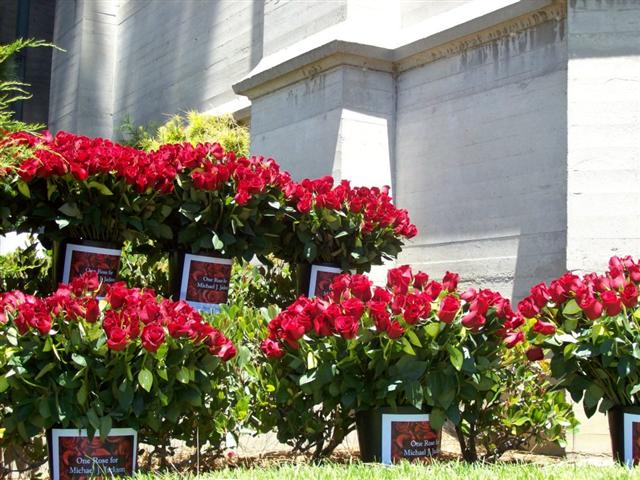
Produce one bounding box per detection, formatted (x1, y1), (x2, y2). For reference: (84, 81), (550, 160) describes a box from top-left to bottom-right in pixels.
(629, 265), (640, 283)
(372, 287), (392, 303)
(386, 320), (404, 339)
(460, 288), (477, 302)
(334, 315), (359, 339)
(280, 313), (306, 342)
(621, 283), (638, 308)
(532, 319), (556, 335)
(413, 272), (429, 290)
(548, 279), (568, 304)
(349, 274), (372, 302)
(578, 295), (603, 320)
(600, 290), (622, 316)
(313, 313), (333, 336)
(530, 283), (551, 309)
(442, 271), (459, 292)
(425, 281), (443, 300)
(342, 297), (365, 319)
(504, 330), (524, 348)
(391, 294), (406, 315)
(218, 341), (237, 361)
(437, 295), (460, 324)
(84, 298), (100, 323)
(141, 324), (165, 352)
(106, 326), (128, 351)
(372, 309), (391, 332)
(33, 313), (52, 335)
(526, 347), (544, 361)
(517, 298), (539, 319)
(106, 282), (128, 309)
(387, 265), (413, 295)
(261, 339), (284, 359)
(330, 274), (351, 301)
(461, 310), (485, 330)
(296, 194), (313, 213)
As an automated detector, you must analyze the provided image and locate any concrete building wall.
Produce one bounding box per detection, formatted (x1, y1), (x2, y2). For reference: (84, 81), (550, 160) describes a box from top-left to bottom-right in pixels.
(566, 0), (640, 275)
(563, 0), (640, 455)
(395, 18), (568, 301)
(399, 0), (475, 29)
(49, 0), (117, 137)
(112, 0), (260, 132)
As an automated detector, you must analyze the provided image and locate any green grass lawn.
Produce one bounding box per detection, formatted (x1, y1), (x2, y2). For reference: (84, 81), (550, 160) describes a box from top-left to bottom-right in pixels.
(132, 461), (640, 480)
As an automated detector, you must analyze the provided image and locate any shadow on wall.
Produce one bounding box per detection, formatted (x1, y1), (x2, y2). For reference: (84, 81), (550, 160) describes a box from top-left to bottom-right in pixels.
(112, 0), (264, 131)
(394, 18), (568, 302)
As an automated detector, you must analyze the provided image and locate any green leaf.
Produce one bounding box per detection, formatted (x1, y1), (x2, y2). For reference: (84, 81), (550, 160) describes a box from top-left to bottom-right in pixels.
(405, 329), (422, 348)
(211, 232), (224, 250)
(88, 181), (113, 195)
(618, 357), (632, 377)
(117, 383), (134, 409)
(35, 362), (56, 380)
(76, 383), (88, 405)
(406, 382), (423, 409)
(16, 180), (30, 198)
(424, 322), (441, 338)
(58, 202), (82, 219)
(401, 337), (416, 355)
(99, 416), (112, 441)
(430, 407), (446, 429)
(447, 346), (463, 371)
(584, 383), (603, 408)
(303, 242), (317, 262)
(176, 367), (190, 384)
(562, 299), (581, 316)
(47, 180), (57, 199)
(299, 371), (317, 386)
(138, 368), (153, 392)
(71, 353), (87, 368)
(0, 376), (8, 393)
(86, 409), (100, 430)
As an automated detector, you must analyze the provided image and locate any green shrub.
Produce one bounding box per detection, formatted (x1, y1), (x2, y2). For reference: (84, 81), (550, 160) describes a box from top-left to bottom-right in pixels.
(458, 349), (577, 462)
(0, 237), (50, 294)
(120, 111), (250, 157)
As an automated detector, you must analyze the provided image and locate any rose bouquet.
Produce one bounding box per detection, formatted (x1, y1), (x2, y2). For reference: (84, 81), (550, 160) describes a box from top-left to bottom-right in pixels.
(259, 265), (521, 460)
(518, 255), (640, 463)
(277, 176), (417, 274)
(148, 142), (290, 259)
(0, 131), (171, 245)
(0, 272), (236, 463)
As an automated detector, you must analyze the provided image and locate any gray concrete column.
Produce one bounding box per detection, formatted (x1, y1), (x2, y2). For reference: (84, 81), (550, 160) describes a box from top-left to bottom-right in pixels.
(566, 0), (640, 275)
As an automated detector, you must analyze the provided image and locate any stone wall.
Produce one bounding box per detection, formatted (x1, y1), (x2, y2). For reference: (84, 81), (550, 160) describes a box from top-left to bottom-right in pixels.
(395, 17), (568, 301)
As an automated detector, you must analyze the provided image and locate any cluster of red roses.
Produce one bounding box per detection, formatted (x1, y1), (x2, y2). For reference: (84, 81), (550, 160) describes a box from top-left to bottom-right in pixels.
(517, 255), (640, 345)
(0, 272), (236, 360)
(282, 176), (417, 238)
(3, 131), (416, 239)
(261, 265), (521, 359)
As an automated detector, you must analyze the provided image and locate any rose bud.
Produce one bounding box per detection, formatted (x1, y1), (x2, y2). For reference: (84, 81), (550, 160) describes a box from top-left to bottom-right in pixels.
(621, 283), (639, 308)
(526, 347), (544, 361)
(600, 290), (622, 317)
(437, 295), (460, 324)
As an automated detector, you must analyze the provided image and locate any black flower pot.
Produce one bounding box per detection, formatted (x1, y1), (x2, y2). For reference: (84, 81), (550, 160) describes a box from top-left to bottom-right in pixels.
(294, 262), (342, 297)
(52, 239), (122, 293)
(608, 405), (640, 466)
(168, 249), (232, 312)
(355, 405), (440, 464)
(47, 426), (137, 479)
